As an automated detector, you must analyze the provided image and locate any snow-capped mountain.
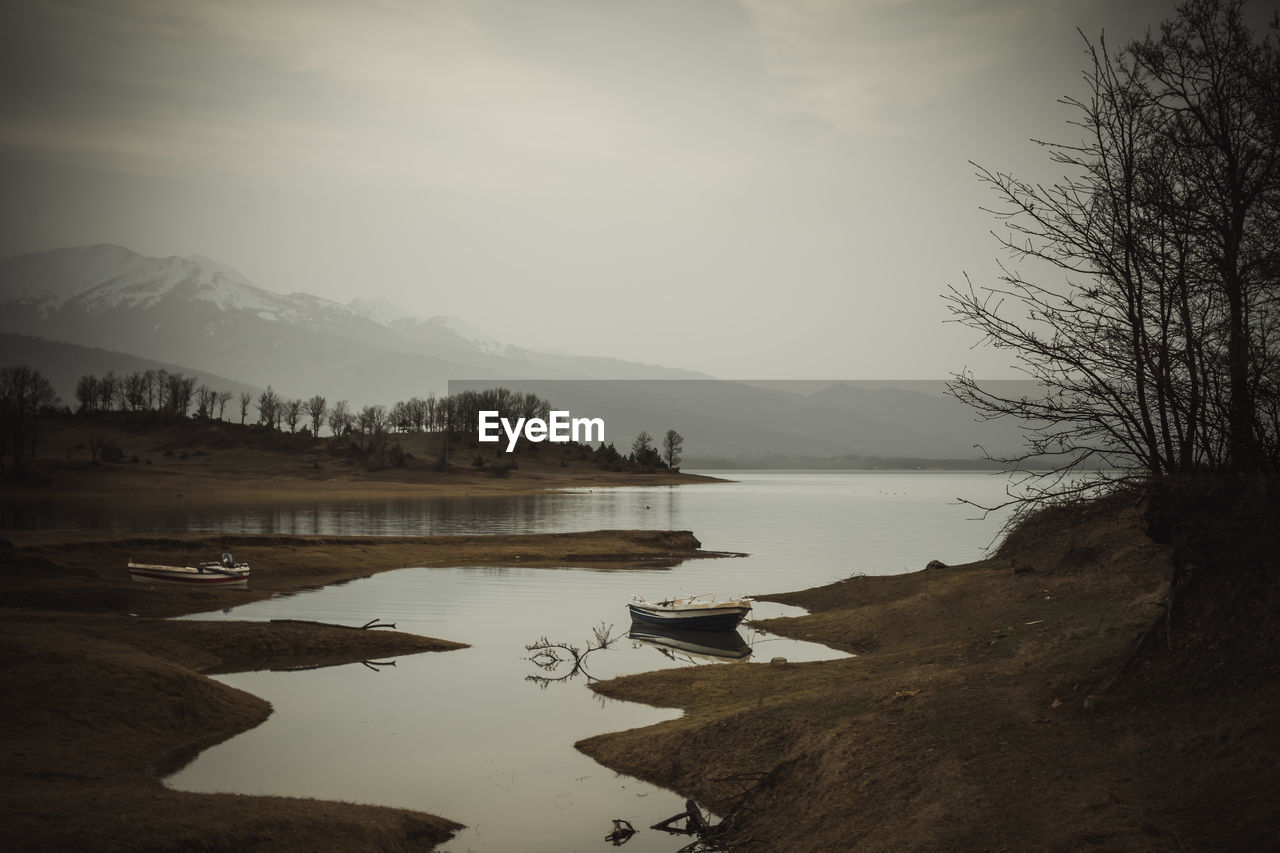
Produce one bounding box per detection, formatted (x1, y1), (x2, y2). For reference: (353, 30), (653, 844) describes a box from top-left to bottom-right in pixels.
(344, 299), (507, 355)
(388, 315), (508, 356)
(0, 244), (704, 404)
(0, 244), (150, 316)
(59, 252), (361, 329)
(0, 245), (351, 325)
(345, 296), (416, 326)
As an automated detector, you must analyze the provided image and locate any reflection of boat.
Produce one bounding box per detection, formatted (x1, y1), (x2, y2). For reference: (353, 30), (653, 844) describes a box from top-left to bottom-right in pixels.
(127, 553), (250, 588)
(628, 595), (752, 631)
(629, 624), (752, 662)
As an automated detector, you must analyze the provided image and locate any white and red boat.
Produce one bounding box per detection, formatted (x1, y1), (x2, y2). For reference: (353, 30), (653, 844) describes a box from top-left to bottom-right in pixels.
(127, 553), (250, 588)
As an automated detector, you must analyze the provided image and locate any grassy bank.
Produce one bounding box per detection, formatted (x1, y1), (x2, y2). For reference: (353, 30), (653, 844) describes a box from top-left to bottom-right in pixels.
(0, 529), (728, 852)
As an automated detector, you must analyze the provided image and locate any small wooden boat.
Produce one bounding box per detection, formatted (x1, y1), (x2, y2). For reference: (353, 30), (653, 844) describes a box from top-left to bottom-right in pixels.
(127, 552), (250, 588)
(628, 594), (752, 631)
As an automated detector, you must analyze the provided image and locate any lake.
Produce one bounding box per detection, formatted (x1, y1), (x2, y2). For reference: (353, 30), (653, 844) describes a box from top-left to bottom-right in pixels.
(158, 471), (1015, 853)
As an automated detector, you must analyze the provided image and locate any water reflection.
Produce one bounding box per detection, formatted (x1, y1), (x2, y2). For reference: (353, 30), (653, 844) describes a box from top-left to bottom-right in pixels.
(525, 623), (621, 686)
(168, 562), (846, 853)
(155, 472), (1019, 853)
(0, 489), (678, 536)
(628, 625), (752, 663)
(204, 658), (400, 675)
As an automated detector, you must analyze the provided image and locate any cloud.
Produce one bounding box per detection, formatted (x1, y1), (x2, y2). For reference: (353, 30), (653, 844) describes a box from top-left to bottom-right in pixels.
(1, 1), (785, 192)
(738, 0), (1096, 134)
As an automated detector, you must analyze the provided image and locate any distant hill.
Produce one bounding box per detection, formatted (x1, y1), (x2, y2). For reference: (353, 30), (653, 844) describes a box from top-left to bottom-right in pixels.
(0, 333), (263, 410)
(451, 379), (1035, 463)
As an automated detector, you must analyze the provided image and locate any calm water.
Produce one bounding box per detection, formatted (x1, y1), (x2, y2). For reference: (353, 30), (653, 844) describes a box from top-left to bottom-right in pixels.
(153, 471), (1015, 853)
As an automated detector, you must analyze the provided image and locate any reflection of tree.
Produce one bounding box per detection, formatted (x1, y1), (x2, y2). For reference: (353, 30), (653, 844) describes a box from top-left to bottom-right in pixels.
(525, 623), (617, 687)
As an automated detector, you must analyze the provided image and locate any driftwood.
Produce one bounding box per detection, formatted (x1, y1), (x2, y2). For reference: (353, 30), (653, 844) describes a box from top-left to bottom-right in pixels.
(605, 818), (636, 845)
(525, 623), (617, 686)
(652, 799), (711, 836)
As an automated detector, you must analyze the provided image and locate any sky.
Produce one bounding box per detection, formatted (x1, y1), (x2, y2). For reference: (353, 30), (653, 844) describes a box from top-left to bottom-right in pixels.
(0, 0), (1264, 379)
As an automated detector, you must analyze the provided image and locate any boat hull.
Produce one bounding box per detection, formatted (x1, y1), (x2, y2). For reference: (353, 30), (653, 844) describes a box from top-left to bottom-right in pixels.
(127, 562), (250, 588)
(627, 602), (750, 632)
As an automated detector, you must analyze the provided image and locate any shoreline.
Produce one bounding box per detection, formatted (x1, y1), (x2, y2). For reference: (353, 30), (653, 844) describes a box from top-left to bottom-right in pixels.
(0, 467), (730, 506)
(0, 417), (731, 509)
(0, 528), (732, 852)
(4, 493), (1277, 850)
(575, 498), (1280, 851)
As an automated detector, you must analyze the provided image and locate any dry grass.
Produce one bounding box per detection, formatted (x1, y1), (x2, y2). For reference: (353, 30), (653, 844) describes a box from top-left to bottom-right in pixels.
(578, 500), (1280, 852)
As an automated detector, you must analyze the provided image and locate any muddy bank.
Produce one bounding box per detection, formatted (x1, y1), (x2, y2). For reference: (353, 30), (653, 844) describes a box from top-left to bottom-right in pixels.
(0, 528), (729, 852)
(577, 501), (1280, 851)
(1, 529), (732, 617)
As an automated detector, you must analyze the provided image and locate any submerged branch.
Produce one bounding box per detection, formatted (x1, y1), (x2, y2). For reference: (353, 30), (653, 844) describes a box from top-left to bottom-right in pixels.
(524, 623), (618, 686)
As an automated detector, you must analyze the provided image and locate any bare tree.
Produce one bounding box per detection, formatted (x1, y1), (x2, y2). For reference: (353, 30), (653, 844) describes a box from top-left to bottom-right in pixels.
(216, 390), (232, 421)
(1131, 0), (1280, 472)
(945, 0), (1280, 501)
(435, 394), (455, 471)
(327, 399), (352, 437)
(283, 398), (303, 433)
(357, 404), (388, 451)
(662, 429), (684, 470)
(195, 385), (217, 420)
(389, 400), (413, 433)
(305, 394), (327, 435)
(164, 373), (196, 417)
(238, 391), (251, 425)
(151, 370), (168, 412)
(74, 374), (98, 414)
(143, 369), (158, 410)
(257, 386), (280, 429)
(123, 372), (148, 411)
(630, 430), (659, 468)
(407, 396), (428, 432)
(98, 370), (119, 412)
(0, 365), (61, 475)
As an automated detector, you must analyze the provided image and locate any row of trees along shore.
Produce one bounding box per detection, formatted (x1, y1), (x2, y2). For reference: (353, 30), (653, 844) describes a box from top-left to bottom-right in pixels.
(2, 365), (684, 475)
(68, 370), (554, 437)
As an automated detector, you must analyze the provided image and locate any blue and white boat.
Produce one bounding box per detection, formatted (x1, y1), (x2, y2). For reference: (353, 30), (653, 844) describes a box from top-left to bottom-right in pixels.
(627, 594), (752, 632)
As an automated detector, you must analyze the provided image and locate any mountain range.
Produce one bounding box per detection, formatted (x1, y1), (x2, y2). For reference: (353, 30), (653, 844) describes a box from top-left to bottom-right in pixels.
(0, 244), (705, 403)
(0, 244), (1030, 462)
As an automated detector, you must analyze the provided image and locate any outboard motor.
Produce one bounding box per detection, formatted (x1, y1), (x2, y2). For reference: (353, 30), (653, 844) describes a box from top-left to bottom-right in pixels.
(221, 552), (235, 569)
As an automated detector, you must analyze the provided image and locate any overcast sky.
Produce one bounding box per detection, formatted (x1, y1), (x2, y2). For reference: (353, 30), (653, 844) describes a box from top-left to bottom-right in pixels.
(1, 0), (1261, 378)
